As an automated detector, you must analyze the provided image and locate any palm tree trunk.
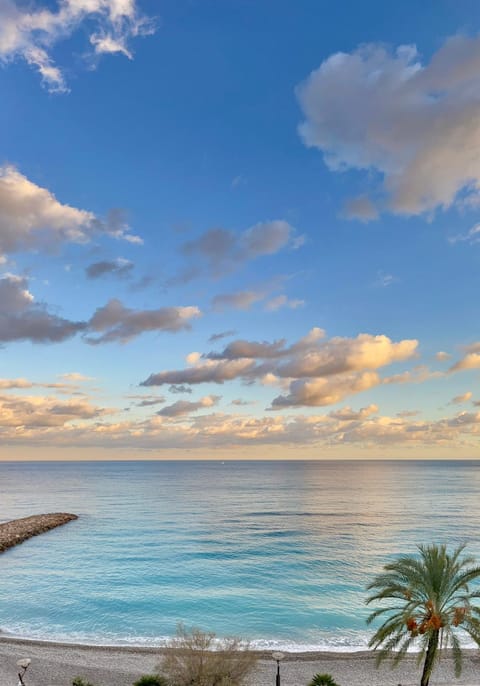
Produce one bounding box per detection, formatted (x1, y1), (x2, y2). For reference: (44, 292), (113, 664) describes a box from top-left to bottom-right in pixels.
(420, 631), (439, 686)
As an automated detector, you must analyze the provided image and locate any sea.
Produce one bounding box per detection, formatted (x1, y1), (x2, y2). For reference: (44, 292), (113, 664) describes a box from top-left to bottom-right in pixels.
(0, 459), (479, 652)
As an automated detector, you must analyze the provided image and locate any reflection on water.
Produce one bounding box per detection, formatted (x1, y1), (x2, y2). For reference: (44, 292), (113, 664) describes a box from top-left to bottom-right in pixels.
(0, 460), (478, 650)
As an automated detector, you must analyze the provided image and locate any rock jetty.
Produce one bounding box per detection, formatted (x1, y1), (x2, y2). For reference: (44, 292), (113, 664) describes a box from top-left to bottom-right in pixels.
(0, 513), (78, 553)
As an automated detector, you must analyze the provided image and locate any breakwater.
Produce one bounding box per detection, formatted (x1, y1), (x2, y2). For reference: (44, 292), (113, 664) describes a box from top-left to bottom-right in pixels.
(0, 513), (78, 553)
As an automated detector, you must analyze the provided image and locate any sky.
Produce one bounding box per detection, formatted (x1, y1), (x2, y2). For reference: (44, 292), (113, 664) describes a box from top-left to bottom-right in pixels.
(2, 0), (480, 460)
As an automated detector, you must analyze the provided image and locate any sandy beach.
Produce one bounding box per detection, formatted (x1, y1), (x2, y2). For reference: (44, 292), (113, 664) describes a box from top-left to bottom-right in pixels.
(0, 636), (479, 686)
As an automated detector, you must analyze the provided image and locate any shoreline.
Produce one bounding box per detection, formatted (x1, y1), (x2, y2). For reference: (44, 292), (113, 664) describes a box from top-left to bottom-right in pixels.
(2, 631), (480, 658)
(0, 635), (479, 686)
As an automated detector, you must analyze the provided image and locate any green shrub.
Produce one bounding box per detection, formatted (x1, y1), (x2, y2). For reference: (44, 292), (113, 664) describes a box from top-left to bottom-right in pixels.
(308, 674), (340, 686)
(133, 675), (168, 686)
(72, 678), (96, 686)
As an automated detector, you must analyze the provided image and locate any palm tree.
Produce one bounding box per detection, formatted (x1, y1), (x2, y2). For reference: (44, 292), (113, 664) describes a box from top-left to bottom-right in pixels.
(366, 544), (480, 686)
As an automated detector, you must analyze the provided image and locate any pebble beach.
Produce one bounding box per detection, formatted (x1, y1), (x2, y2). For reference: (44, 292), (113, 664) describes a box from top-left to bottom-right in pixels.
(0, 637), (479, 686)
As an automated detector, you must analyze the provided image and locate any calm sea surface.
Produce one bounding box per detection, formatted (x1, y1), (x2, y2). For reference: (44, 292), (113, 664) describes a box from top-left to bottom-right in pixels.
(0, 460), (479, 651)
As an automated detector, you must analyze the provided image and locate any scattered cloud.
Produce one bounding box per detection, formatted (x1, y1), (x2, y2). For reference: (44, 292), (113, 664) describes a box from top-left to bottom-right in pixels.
(207, 330), (237, 343)
(169, 385), (193, 394)
(0, 0), (156, 93)
(0, 392), (112, 431)
(329, 404), (378, 420)
(231, 398), (256, 406)
(157, 395), (221, 417)
(0, 273), (85, 343)
(382, 365), (439, 385)
(449, 343), (480, 372)
(436, 351), (451, 362)
(212, 289), (266, 312)
(271, 371), (381, 408)
(373, 271), (397, 288)
(264, 295), (305, 311)
(136, 397), (166, 408)
(59, 372), (93, 382)
(297, 35), (480, 216)
(142, 329), (418, 409)
(448, 224), (480, 245)
(86, 258), (134, 280)
(0, 165), (142, 255)
(172, 220), (303, 282)
(450, 391), (473, 404)
(0, 273), (202, 347)
(85, 299), (201, 345)
(6, 398), (480, 452)
(342, 195), (379, 222)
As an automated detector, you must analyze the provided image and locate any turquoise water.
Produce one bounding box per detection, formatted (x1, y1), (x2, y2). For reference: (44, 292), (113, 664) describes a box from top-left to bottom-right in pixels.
(0, 460), (479, 651)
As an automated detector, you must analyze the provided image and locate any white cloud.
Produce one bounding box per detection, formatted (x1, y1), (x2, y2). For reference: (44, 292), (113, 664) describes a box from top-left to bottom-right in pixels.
(264, 295), (305, 311)
(0, 165), (142, 254)
(0, 0), (155, 92)
(449, 224), (480, 245)
(297, 35), (480, 217)
(373, 271), (397, 288)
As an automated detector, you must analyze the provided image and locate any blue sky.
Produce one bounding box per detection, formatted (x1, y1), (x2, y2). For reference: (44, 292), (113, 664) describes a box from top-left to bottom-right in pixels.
(2, 0), (480, 459)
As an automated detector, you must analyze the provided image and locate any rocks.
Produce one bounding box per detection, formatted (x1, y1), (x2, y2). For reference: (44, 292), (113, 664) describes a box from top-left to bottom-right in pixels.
(0, 513), (78, 553)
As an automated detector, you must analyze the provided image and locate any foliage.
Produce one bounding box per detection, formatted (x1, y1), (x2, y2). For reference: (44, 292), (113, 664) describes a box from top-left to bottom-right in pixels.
(133, 675), (168, 686)
(72, 678), (96, 686)
(308, 673), (340, 686)
(366, 544), (480, 686)
(158, 623), (257, 686)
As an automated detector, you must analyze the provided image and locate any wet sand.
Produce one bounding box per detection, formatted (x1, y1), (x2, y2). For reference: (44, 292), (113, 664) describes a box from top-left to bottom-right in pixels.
(0, 636), (479, 686)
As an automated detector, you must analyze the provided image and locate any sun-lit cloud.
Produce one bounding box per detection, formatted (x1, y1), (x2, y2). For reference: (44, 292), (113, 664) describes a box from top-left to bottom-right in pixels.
(450, 391), (473, 404)
(0, 165), (142, 255)
(142, 329), (418, 409)
(329, 404), (378, 420)
(436, 351), (451, 362)
(297, 35), (480, 217)
(271, 371), (381, 408)
(449, 343), (480, 372)
(0, 392), (113, 431)
(157, 395), (221, 418)
(0, 0), (156, 93)
(59, 372), (94, 382)
(85, 299), (201, 345)
(4, 395), (480, 453)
